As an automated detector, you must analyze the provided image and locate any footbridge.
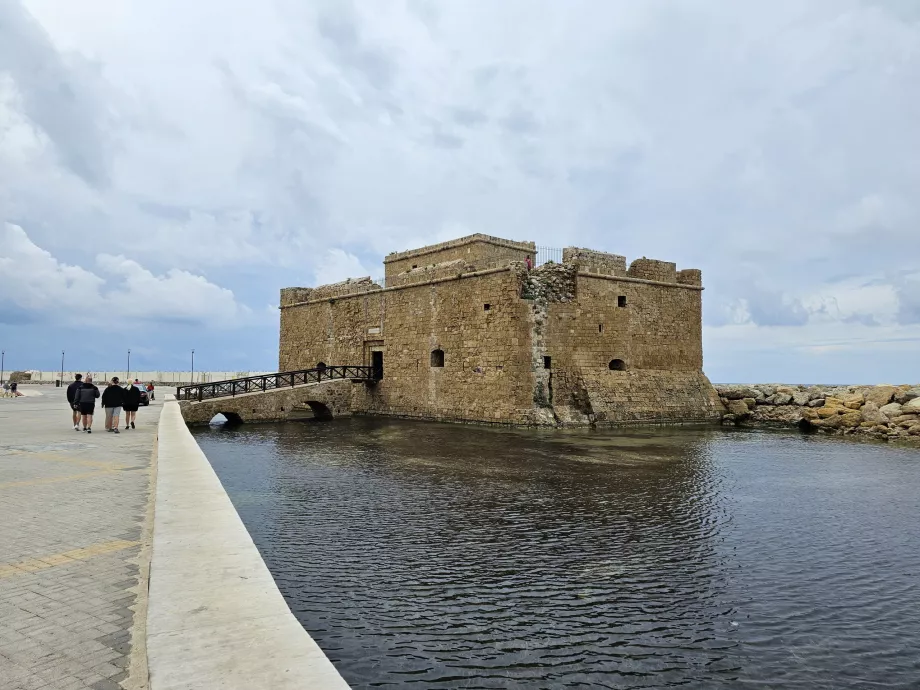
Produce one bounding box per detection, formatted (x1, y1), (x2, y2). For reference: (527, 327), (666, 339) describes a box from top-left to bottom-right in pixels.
(176, 365), (377, 425)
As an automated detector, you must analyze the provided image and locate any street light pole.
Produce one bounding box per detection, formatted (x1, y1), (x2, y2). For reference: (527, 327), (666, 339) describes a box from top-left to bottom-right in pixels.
(191, 349), (195, 385)
(1, 350), (4, 383)
(127, 349), (131, 380)
(61, 350), (65, 383)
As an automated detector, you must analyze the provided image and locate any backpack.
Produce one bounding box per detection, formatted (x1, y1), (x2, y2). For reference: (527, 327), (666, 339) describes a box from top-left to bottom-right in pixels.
(77, 384), (97, 404)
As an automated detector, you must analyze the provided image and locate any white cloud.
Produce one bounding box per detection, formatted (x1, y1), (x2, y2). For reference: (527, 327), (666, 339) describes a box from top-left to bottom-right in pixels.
(2, 0), (920, 377)
(0, 222), (103, 313)
(0, 223), (248, 327)
(313, 248), (376, 286)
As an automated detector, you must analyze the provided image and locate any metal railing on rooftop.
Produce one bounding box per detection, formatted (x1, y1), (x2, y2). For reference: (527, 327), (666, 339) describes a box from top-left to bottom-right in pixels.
(536, 246), (563, 266)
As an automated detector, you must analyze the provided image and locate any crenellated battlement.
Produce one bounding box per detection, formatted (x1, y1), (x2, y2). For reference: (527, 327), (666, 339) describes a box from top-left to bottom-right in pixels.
(625, 258), (678, 283)
(384, 233), (535, 277)
(562, 247), (627, 276)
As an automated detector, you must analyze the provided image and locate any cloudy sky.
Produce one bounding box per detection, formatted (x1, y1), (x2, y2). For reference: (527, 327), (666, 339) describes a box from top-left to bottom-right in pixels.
(1, 0), (918, 383)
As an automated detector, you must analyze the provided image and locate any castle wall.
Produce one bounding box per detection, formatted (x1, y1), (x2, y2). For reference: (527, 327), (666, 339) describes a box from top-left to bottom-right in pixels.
(384, 234), (534, 277)
(279, 236), (719, 427)
(279, 291), (384, 371)
(562, 247), (627, 276)
(353, 269), (537, 424)
(538, 274), (718, 424)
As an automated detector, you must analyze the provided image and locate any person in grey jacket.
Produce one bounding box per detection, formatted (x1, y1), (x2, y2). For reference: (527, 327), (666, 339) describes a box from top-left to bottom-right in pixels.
(75, 375), (100, 432)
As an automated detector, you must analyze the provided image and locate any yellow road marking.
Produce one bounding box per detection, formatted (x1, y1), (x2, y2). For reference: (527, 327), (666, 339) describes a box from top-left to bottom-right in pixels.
(0, 470), (118, 489)
(2, 450), (127, 471)
(0, 539), (140, 579)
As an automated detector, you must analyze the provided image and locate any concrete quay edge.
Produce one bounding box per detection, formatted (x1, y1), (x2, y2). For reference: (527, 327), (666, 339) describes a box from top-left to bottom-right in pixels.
(147, 399), (350, 689)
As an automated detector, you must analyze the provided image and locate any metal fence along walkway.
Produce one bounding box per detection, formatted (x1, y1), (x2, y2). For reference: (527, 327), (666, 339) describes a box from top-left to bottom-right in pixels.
(175, 365), (377, 402)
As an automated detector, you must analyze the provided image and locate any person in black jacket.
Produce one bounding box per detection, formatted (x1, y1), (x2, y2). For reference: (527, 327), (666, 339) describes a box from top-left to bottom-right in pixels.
(101, 377), (125, 434)
(122, 383), (141, 430)
(75, 374), (100, 432)
(66, 374), (83, 430)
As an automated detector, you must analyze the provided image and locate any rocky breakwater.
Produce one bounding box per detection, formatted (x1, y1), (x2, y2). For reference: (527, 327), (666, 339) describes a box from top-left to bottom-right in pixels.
(716, 384), (920, 444)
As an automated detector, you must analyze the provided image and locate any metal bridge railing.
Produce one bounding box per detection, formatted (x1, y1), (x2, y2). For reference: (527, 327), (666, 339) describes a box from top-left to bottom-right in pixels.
(176, 365), (377, 402)
(536, 246), (563, 266)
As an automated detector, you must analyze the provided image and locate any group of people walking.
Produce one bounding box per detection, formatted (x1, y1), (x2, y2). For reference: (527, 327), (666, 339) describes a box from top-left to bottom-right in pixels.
(66, 374), (152, 433)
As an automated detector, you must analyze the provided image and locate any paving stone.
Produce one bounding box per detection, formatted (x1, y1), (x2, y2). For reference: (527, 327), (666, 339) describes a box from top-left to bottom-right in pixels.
(0, 388), (155, 689)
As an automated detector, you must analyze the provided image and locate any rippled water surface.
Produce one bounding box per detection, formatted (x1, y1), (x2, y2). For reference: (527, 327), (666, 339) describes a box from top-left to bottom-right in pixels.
(193, 418), (920, 689)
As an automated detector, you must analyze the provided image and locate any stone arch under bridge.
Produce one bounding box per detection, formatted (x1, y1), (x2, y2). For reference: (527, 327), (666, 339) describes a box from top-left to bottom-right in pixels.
(178, 379), (354, 425)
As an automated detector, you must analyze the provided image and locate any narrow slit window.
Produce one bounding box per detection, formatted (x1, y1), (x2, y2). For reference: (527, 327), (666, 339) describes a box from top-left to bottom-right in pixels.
(618, 295), (627, 308)
(543, 356), (552, 369)
(431, 349), (445, 367)
(599, 324), (604, 333)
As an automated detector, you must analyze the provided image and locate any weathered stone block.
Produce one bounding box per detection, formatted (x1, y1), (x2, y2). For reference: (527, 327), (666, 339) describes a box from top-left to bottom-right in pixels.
(866, 386), (897, 407)
(726, 399), (751, 418)
(860, 401), (888, 425)
(792, 390), (810, 406)
(880, 402), (903, 418)
(903, 398), (920, 415)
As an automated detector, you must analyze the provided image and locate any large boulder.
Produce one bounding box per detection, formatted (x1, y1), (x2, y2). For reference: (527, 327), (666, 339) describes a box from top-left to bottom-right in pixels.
(725, 399), (752, 419)
(719, 385), (761, 400)
(880, 402), (903, 418)
(767, 392), (794, 406)
(860, 401), (888, 425)
(894, 387), (920, 405)
(841, 392), (865, 410)
(816, 411), (862, 430)
(866, 386), (898, 407)
(816, 398), (847, 418)
(903, 398), (920, 415)
(808, 388), (827, 401)
(752, 405), (810, 425)
(792, 390), (811, 406)
(806, 398), (826, 408)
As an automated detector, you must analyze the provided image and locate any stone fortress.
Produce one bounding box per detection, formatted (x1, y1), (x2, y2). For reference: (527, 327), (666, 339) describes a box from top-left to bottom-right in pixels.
(276, 234), (723, 426)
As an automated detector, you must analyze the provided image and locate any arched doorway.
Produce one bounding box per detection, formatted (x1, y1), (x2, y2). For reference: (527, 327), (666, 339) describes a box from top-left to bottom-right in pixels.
(608, 359), (626, 371)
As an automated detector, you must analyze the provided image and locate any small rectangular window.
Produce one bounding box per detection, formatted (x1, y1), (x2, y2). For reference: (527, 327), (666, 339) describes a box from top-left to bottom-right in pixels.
(618, 295), (627, 308)
(484, 303), (491, 311)
(543, 356), (552, 369)
(599, 324), (604, 333)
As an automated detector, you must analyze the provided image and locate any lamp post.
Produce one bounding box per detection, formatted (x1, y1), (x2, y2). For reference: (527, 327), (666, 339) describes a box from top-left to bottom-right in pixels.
(1, 350), (4, 383)
(191, 349), (195, 385)
(61, 350), (65, 384)
(127, 349), (131, 380)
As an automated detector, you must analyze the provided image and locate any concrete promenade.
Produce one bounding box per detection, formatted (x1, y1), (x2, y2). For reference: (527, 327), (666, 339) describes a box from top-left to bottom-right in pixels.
(0, 385), (155, 690)
(147, 401), (349, 689)
(1, 386), (351, 689)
